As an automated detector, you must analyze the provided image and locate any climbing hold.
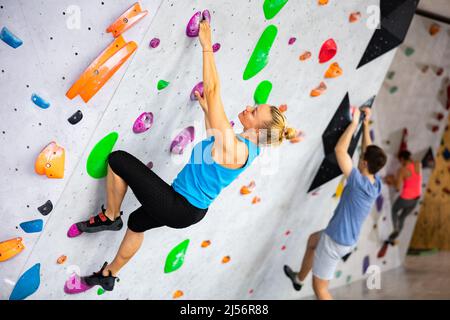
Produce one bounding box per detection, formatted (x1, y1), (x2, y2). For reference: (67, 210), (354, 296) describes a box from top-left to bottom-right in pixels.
(318, 0), (329, 5)
(243, 25), (278, 80)
(389, 86), (398, 94)
(186, 12), (202, 37)
(285, 230), (291, 236)
(431, 125), (439, 133)
(362, 256), (370, 274)
(170, 126), (195, 154)
(335, 270), (342, 278)
(436, 113), (444, 121)
(404, 47), (415, 56)
(249, 289), (254, 294)
(97, 288), (105, 295)
(334, 178), (345, 198)
(212, 43), (221, 52)
(377, 242), (389, 259)
(173, 290), (184, 299)
(290, 130), (304, 144)
(202, 10), (211, 24)
(288, 37), (296, 45)
(68, 110), (83, 125)
(436, 67), (444, 76)
(252, 196), (261, 204)
(325, 62), (343, 78)
(0, 26), (23, 48)
(35, 141), (65, 179)
(281, 245), (286, 251)
(263, 0), (289, 20)
(106, 2), (148, 38)
(240, 181), (256, 195)
(299, 51), (311, 61)
(20, 219), (43, 233)
(279, 104), (288, 112)
(57, 255), (67, 265)
(87, 132), (119, 179)
(342, 251), (352, 262)
(0, 237), (25, 262)
(201, 240), (211, 248)
(346, 275), (352, 284)
(376, 195), (383, 212)
(37, 200), (53, 216)
(146, 161), (153, 169)
(349, 12), (361, 23)
(9, 263), (40, 300)
(253, 80), (273, 104)
(443, 148), (450, 161)
(66, 36), (137, 103)
(190, 82), (204, 101)
(149, 38), (160, 48)
(31, 93), (50, 109)
(422, 65), (429, 73)
(310, 82), (327, 97)
(64, 273), (93, 294)
(230, 121), (235, 127)
(133, 112), (153, 133)
(164, 239), (190, 273)
(318, 39), (337, 64)
(157, 80), (169, 90)
(429, 23), (441, 36)
(387, 71), (395, 80)
(222, 256), (231, 264)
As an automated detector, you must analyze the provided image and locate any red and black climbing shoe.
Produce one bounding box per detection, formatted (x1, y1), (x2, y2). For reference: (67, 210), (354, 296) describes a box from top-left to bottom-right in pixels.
(76, 205), (123, 234)
(82, 262), (119, 291)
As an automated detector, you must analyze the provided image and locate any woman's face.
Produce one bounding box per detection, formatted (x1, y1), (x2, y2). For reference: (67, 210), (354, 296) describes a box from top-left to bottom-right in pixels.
(238, 104), (272, 130)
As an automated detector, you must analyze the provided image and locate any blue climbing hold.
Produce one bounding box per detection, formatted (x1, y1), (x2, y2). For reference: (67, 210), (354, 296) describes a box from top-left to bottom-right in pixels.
(31, 94), (50, 109)
(9, 263), (41, 300)
(0, 26), (23, 49)
(375, 194), (383, 212)
(20, 219), (43, 233)
(443, 148), (450, 161)
(362, 255), (370, 275)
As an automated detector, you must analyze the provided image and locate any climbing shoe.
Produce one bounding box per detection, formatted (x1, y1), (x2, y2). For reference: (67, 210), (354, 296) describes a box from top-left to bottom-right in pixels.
(82, 262), (119, 291)
(283, 265), (303, 291)
(76, 205), (123, 234)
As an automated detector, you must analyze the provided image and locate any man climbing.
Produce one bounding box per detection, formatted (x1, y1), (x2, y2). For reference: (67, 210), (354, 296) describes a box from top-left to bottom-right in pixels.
(384, 150), (422, 244)
(283, 107), (387, 300)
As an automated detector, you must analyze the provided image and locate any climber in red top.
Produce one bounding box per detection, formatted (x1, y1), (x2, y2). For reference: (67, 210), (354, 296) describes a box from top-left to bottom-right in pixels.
(385, 150), (422, 244)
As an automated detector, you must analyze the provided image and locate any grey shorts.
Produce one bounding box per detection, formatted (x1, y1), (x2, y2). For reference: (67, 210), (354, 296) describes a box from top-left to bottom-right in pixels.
(312, 231), (353, 281)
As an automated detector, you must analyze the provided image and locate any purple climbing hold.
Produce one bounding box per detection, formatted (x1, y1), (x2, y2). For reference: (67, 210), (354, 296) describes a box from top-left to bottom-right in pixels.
(202, 10), (211, 24)
(230, 121), (235, 127)
(133, 112), (154, 134)
(64, 273), (93, 294)
(370, 129), (375, 142)
(170, 126), (195, 154)
(212, 43), (221, 52)
(376, 194), (384, 212)
(146, 161), (153, 169)
(186, 11), (202, 37)
(149, 38), (160, 48)
(190, 82), (204, 101)
(362, 255), (370, 275)
(288, 37), (296, 45)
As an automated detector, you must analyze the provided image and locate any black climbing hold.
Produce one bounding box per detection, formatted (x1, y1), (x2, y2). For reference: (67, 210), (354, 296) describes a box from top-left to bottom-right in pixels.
(38, 200), (53, 216)
(342, 251), (352, 262)
(421, 147), (435, 169)
(357, 0), (419, 69)
(68, 110), (83, 125)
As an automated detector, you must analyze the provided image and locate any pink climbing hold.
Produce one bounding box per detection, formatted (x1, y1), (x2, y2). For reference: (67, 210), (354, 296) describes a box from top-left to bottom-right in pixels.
(64, 273), (93, 294)
(149, 38), (160, 48)
(186, 11), (202, 37)
(230, 121), (235, 127)
(212, 43), (221, 52)
(202, 10), (211, 24)
(67, 223), (82, 238)
(288, 37), (296, 45)
(146, 161), (153, 169)
(319, 38), (337, 64)
(133, 112), (154, 133)
(190, 82), (204, 101)
(170, 126), (195, 154)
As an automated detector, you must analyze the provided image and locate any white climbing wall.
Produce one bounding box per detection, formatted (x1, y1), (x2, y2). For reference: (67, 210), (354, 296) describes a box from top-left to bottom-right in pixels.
(0, 0), (448, 300)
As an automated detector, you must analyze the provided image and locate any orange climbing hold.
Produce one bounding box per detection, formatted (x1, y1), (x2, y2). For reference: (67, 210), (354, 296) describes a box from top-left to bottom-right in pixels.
(279, 104), (288, 112)
(0, 237), (25, 262)
(325, 62), (343, 78)
(429, 23), (441, 36)
(57, 255), (67, 265)
(299, 51), (311, 61)
(222, 256), (231, 264)
(106, 2), (148, 38)
(252, 196), (261, 204)
(66, 36), (137, 103)
(318, 0), (329, 5)
(310, 82), (327, 97)
(240, 181), (256, 195)
(173, 290), (184, 299)
(35, 141), (65, 179)
(201, 240), (211, 248)
(349, 12), (361, 23)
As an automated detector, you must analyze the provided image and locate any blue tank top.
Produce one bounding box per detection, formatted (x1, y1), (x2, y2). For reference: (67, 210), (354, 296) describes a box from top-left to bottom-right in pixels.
(172, 135), (260, 209)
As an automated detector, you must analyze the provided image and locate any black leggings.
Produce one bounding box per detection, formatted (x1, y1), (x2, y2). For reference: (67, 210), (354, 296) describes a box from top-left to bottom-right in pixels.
(107, 150), (207, 233)
(388, 196), (419, 241)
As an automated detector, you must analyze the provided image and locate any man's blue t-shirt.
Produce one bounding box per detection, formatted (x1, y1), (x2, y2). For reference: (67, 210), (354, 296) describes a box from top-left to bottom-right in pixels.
(325, 168), (382, 246)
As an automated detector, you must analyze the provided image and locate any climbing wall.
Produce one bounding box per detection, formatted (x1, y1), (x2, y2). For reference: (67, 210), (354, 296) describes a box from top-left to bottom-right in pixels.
(1, 0), (447, 300)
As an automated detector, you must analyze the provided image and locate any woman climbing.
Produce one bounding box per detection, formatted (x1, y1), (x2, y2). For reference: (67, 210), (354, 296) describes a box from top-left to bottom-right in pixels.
(68, 21), (297, 292)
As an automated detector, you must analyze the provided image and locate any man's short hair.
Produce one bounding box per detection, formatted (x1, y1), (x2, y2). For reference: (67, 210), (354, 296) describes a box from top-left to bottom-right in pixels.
(364, 145), (387, 174)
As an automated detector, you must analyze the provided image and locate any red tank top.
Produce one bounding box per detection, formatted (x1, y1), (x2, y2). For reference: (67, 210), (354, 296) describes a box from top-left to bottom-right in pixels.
(401, 162), (422, 199)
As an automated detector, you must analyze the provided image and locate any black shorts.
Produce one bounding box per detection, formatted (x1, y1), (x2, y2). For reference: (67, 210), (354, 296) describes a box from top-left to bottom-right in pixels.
(107, 150), (207, 233)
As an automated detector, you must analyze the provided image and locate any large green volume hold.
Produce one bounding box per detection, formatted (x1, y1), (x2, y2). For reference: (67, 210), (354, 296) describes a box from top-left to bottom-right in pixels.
(243, 25), (278, 81)
(263, 0), (289, 20)
(164, 239), (190, 273)
(86, 132), (119, 179)
(254, 80), (273, 104)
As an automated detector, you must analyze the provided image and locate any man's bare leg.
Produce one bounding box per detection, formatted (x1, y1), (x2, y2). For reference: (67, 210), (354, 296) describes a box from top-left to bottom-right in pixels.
(297, 231), (322, 282)
(105, 164), (128, 220)
(313, 275), (333, 300)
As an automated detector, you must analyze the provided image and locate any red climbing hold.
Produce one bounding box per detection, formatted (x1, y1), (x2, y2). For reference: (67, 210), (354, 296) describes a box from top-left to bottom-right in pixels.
(319, 39), (337, 64)
(349, 12), (361, 23)
(279, 104), (288, 112)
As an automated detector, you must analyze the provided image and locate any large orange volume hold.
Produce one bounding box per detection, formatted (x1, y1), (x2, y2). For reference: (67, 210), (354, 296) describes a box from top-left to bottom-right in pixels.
(66, 36), (137, 103)
(106, 2), (148, 38)
(35, 141), (65, 179)
(0, 237), (25, 262)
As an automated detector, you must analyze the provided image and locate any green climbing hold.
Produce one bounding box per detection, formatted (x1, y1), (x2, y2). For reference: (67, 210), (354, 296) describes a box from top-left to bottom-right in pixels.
(387, 71), (395, 80)
(389, 86), (398, 94)
(164, 239), (190, 274)
(157, 80), (170, 90)
(243, 25), (278, 81)
(346, 275), (352, 283)
(86, 132), (119, 179)
(404, 47), (415, 56)
(97, 288), (105, 295)
(263, 0), (289, 20)
(335, 270), (342, 279)
(254, 80), (273, 104)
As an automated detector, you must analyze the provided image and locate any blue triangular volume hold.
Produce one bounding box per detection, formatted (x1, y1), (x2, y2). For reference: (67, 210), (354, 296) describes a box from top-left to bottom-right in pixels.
(9, 263), (41, 300)
(20, 219), (43, 233)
